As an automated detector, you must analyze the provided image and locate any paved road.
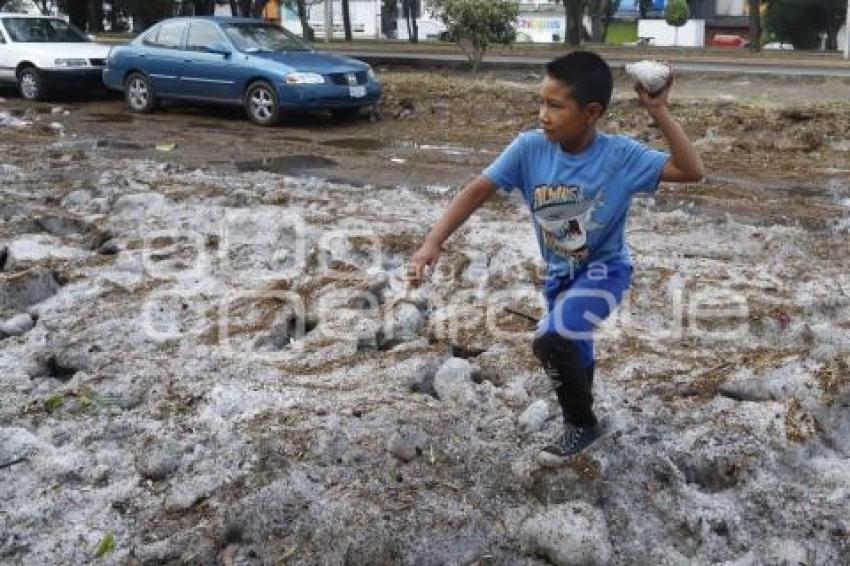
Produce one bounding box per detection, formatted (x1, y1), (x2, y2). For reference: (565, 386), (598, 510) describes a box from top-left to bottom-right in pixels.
(332, 50), (850, 77)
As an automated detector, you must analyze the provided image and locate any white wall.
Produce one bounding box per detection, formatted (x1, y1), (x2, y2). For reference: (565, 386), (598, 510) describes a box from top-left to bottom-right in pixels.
(715, 0), (748, 17)
(514, 14), (594, 43)
(395, 16), (446, 41)
(289, 0), (381, 39)
(638, 19), (705, 47)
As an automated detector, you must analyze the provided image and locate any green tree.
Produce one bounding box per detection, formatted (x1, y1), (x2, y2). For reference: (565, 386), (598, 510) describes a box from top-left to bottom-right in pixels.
(402, 0), (420, 43)
(665, 0), (690, 46)
(342, 0), (352, 41)
(111, 0), (176, 31)
(764, 0), (844, 49)
(821, 0), (848, 50)
(283, 0), (316, 41)
(588, 0), (621, 43)
(432, 0), (517, 73)
(748, 0), (761, 51)
(555, 0), (585, 46)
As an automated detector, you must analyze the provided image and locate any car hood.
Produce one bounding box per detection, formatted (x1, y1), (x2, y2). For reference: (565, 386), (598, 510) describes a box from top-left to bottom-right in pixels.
(10, 42), (112, 59)
(249, 50), (368, 73)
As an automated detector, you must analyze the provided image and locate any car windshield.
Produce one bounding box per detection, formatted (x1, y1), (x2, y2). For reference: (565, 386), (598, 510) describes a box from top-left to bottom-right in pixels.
(223, 23), (310, 53)
(1, 17), (89, 43)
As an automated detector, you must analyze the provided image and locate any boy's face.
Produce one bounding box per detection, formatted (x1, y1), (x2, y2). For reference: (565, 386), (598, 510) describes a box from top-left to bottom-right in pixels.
(538, 76), (604, 145)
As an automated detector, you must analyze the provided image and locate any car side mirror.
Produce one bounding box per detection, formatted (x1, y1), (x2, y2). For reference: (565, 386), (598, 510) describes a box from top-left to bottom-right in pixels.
(206, 42), (232, 57)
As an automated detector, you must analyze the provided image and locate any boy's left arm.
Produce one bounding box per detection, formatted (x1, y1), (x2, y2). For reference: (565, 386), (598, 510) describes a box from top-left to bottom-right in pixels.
(636, 78), (705, 183)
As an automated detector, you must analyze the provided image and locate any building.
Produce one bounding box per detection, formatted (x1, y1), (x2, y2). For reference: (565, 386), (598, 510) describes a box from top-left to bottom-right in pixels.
(215, 1), (752, 46)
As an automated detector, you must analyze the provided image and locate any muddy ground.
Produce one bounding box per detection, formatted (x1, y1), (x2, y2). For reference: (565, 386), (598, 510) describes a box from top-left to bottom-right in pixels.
(0, 68), (849, 565)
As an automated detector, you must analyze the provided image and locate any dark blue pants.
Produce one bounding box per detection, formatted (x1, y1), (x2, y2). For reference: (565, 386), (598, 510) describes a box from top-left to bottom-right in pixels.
(532, 262), (633, 426)
(537, 261), (633, 367)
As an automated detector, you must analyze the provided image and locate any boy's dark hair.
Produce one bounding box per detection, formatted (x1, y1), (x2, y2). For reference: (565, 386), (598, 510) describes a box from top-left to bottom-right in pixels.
(545, 51), (613, 110)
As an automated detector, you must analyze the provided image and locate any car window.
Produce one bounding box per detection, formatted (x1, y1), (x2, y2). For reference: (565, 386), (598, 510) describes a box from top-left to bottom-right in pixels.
(140, 26), (160, 46)
(223, 23), (310, 53)
(150, 21), (186, 49)
(1, 18), (89, 43)
(186, 21), (225, 52)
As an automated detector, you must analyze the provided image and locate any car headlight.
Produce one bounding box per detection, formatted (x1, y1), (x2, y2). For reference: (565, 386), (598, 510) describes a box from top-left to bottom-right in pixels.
(284, 72), (325, 85)
(367, 67), (377, 81)
(54, 58), (88, 68)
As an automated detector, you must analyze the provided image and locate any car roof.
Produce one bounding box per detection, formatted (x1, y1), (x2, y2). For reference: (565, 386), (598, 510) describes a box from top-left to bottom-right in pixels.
(157, 16), (278, 25)
(0, 14), (68, 19)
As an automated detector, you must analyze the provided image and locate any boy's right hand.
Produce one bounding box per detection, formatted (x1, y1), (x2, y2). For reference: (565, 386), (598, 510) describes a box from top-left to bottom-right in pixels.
(407, 241), (441, 288)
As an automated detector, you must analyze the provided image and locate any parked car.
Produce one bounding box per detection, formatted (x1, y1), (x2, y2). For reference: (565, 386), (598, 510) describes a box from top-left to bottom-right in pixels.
(763, 42), (795, 51)
(0, 14), (111, 100)
(709, 34), (750, 48)
(103, 17), (382, 126)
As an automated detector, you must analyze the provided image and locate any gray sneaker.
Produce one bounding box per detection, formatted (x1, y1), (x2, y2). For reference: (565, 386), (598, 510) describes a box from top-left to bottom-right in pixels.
(541, 420), (606, 458)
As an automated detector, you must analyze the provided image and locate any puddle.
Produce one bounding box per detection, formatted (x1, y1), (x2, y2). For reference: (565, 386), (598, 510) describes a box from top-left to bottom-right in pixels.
(273, 135), (314, 144)
(83, 113), (135, 123)
(394, 141), (476, 156)
(235, 154), (339, 174)
(6, 107), (53, 117)
(320, 138), (385, 151)
(709, 174), (849, 202)
(185, 121), (233, 131)
(96, 139), (148, 151)
(318, 137), (477, 155)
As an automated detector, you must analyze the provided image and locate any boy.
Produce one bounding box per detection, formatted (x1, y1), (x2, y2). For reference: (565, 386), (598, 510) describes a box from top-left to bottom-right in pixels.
(407, 51), (704, 458)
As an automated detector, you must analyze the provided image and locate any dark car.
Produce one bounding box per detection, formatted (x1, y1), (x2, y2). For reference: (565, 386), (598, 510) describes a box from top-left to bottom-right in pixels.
(103, 17), (382, 126)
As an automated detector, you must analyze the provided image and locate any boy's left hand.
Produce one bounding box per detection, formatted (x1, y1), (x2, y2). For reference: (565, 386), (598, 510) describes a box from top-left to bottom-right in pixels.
(634, 73), (673, 115)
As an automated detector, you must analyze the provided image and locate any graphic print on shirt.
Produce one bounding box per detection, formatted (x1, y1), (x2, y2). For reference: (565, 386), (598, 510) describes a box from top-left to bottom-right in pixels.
(532, 183), (604, 266)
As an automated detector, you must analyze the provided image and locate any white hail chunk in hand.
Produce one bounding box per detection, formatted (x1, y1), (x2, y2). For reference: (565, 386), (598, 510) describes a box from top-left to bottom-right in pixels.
(625, 60), (672, 94)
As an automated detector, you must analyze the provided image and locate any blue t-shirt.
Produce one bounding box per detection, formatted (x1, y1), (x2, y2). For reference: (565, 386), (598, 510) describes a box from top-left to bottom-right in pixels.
(482, 129), (669, 277)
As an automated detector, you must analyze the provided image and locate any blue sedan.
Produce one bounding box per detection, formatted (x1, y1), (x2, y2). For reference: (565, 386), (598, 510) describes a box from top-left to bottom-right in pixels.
(103, 17), (382, 126)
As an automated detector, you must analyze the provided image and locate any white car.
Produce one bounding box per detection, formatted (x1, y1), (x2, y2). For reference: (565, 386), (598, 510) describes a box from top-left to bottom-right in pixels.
(0, 14), (111, 100)
(763, 42), (795, 51)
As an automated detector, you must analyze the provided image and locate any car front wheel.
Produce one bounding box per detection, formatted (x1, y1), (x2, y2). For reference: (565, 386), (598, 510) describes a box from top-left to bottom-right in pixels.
(125, 72), (156, 113)
(245, 81), (280, 126)
(18, 67), (46, 101)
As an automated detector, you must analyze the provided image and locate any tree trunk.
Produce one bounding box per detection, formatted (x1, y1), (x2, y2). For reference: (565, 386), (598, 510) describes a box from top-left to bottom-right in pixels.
(34, 0), (52, 15)
(86, 0), (104, 32)
(402, 0), (418, 43)
(748, 0), (760, 52)
(65, 0), (87, 31)
(565, 0), (583, 47)
(229, 0), (239, 16)
(826, 29), (838, 51)
(251, 0), (266, 18)
(590, 1), (604, 43)
(342, 0), (352, 41)
(602, 9), (614, 42)
(296, 0), (314, 41)
(472, 41), (484, 74)
(194, 0), (217, 16)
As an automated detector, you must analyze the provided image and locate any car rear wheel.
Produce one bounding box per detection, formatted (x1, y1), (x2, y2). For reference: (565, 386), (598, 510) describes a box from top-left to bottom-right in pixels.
(245, 81), (280, 126)
(125, 73), (156, 113)
(18, 67), (46, 101)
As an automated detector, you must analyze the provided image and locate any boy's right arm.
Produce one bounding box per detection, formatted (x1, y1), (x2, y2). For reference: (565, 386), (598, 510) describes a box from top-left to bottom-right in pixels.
(407, 175), (498, 287)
